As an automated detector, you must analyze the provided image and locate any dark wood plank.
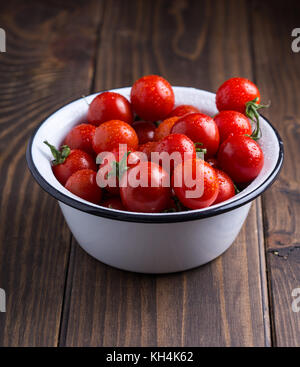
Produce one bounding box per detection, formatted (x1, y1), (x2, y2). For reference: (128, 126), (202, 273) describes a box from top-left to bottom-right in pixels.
(0, 0), (102, 346)
(250, 0), (300, 346)
(61, 0), (270, 346)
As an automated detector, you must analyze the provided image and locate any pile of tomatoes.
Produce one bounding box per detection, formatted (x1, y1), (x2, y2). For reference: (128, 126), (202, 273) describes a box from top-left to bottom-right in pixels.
(45, 75), (267, 213)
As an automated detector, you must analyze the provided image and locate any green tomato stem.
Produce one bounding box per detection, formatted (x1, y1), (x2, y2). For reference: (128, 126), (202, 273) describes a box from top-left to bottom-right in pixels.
(44, 141), (70, 165)
(245, 97), (270, 140)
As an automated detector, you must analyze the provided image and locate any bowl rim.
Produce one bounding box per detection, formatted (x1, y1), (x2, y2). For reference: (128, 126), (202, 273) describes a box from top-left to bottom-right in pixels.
(26, 91), (284, 224)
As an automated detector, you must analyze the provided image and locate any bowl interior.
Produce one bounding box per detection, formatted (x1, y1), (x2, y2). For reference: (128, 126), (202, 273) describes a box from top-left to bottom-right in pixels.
(29, 87), (282, 219)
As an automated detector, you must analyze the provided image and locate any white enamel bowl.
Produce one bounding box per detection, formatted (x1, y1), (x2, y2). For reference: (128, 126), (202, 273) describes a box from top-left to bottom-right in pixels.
(26, 87), (283, 273)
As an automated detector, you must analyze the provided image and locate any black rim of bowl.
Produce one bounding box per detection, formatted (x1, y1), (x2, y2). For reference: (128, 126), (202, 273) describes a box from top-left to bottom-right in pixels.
(26, 110), (284, 224)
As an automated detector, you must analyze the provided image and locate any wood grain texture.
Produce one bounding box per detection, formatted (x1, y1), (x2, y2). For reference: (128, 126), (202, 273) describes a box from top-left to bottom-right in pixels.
(0, 0), (102, 346)
(60, 0), (270, 347)
(250, 0), (300, 346)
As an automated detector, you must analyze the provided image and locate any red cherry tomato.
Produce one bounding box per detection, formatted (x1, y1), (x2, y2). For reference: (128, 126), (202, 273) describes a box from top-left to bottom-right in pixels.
(97, 148), (142, 195)
(120, 162), (171, 213)
(154, 133), (196, 173)
(132, 120), (156, 144)
(217, 135), (264, 183)
(64, 123), (96, 155)
(171, 113), (220, 158)
(87, 92), (133, 126)
(53, 150), (96, 186)
(216, 77), (260, 114)
(154, 116), (179, 141)
(138, 141), (158, 160)
(130, 75), (174, 121)
(213, 169), (235, 205)
(101, 197), (126, 211)
(92, 120), (138, 154)
(65, 169), (102, 204)
(44, 141), (96, 186)
(214, 110), (252, 143)
(172, 159), (219, 209)
(167, 104), (200, 118)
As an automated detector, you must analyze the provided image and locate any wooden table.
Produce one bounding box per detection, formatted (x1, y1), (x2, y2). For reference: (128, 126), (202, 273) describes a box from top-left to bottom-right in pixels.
(0, 0), (299, 347)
